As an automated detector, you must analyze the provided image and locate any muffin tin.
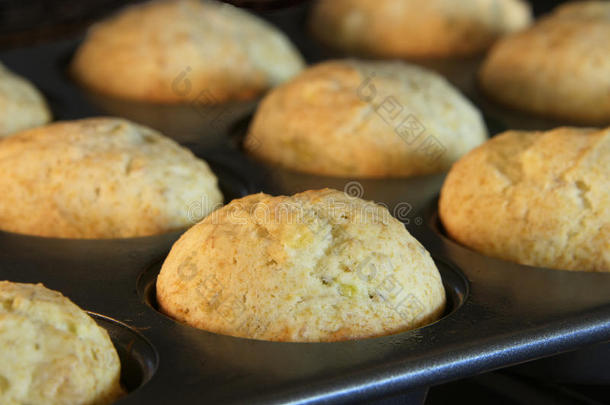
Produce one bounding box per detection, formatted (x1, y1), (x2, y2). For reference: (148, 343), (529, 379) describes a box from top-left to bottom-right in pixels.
(1, 3), (609, 404)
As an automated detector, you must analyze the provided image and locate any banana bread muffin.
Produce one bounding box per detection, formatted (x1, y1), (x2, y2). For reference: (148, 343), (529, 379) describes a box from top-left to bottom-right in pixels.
(310, 0), (532, 58)
(0, 281), (124, 405)
(71, 0), (304, 103)
(245, 59), (487, 178)
(480, 1), (610, 125)
(157, 188), (446, 341)
(0, 117), (222, 238)
(0, 62), (50, 138)
(440, 127), (609, 271)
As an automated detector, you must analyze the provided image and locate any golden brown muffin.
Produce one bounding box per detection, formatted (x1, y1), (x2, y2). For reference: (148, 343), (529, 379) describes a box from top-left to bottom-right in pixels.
(71, 0), (304, 103)
(310, 0), (532, 58)
(0, 117), (222, 239)
(439, 127), (610, 271)
(0, 281), (124, 405)
(157, 189), (446, 341)
(245, 59), (487, 178)
(0, 62), (50, 138)
(479, 1), (610, 125)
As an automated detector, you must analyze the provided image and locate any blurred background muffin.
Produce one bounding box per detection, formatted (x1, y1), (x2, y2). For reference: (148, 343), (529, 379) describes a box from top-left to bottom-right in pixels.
(309, 0), (532, 59)
(440, 127), (609, 272)
(0, 61), (50, 137)
(0, 117), (222, 238)
(71, 0), (305, 103)
(0, 281), (124, 405)
(157, 189), (446, 341)
(245, 59), (487, 178)
(480, 1), (610, 125)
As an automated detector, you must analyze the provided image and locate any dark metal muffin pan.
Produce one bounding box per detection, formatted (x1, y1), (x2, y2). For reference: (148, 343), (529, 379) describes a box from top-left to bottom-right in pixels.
(1, 3), (609, 404)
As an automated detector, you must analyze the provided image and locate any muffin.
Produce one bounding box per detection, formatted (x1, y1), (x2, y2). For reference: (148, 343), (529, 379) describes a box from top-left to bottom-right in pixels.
(0, 62), (51, 138)
(245, 59), (488, 178)
(439, 127), (609, 272)
(480, 1), (610, 125)
(310, 0), (532, 58)
(0, 281), (123, 405)
(0, 117), (222, 239)
(157, 189), (446, 342)
(71, 0), (304, 103)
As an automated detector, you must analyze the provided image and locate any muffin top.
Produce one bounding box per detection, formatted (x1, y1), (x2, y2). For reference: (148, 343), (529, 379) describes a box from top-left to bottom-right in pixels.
(245, 59), (487, 178)
(479, 1), (610, 124)
(0, 62), (50, 137)
(71, 0), (304, 103)
(0, 117), (222, 238)
(0, 281), (123, 405)
(157, 189), (446, 342)
(440, 127), (610, 271)
(310, 0), (532, 58)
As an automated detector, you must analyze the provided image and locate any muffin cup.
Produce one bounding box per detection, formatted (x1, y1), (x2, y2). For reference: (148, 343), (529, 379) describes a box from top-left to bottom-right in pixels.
(91, 313), (159, 393)
(420, 196), (610, 386)
(472, 80), (603, 131)
(130, 257), (467, 405)
(229, 114), (448, 220)
(138, 257), (469, 339)
(80, 90), (258, 147)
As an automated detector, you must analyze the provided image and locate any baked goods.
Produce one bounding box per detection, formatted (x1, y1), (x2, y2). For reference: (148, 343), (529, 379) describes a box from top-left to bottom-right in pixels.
(0, 117), (222, 239)
(71, 0), (304, 103)
(309, 0), (532, 58)
(0, 62), (51, 138)
(245, 59), (487, 178)
(439, 127), (610, 272)
(0, 281), (123, 405)
(479, 1), (610, 125)
(157, 188), (446, 342)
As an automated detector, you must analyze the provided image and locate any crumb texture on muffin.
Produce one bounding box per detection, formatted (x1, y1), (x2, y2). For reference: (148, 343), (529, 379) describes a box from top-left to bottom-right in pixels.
(480, 1), (610, 124)
(440, 127), (610, 271)
(0, 281), (124, 405)
(0, 117), (222, 238)
(245, 59), (487, 178)
(0, 62), (51, 138)
(71, 0), (304, 103)
(310, 0), (532, 58)
(157, 189), (446, 342)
